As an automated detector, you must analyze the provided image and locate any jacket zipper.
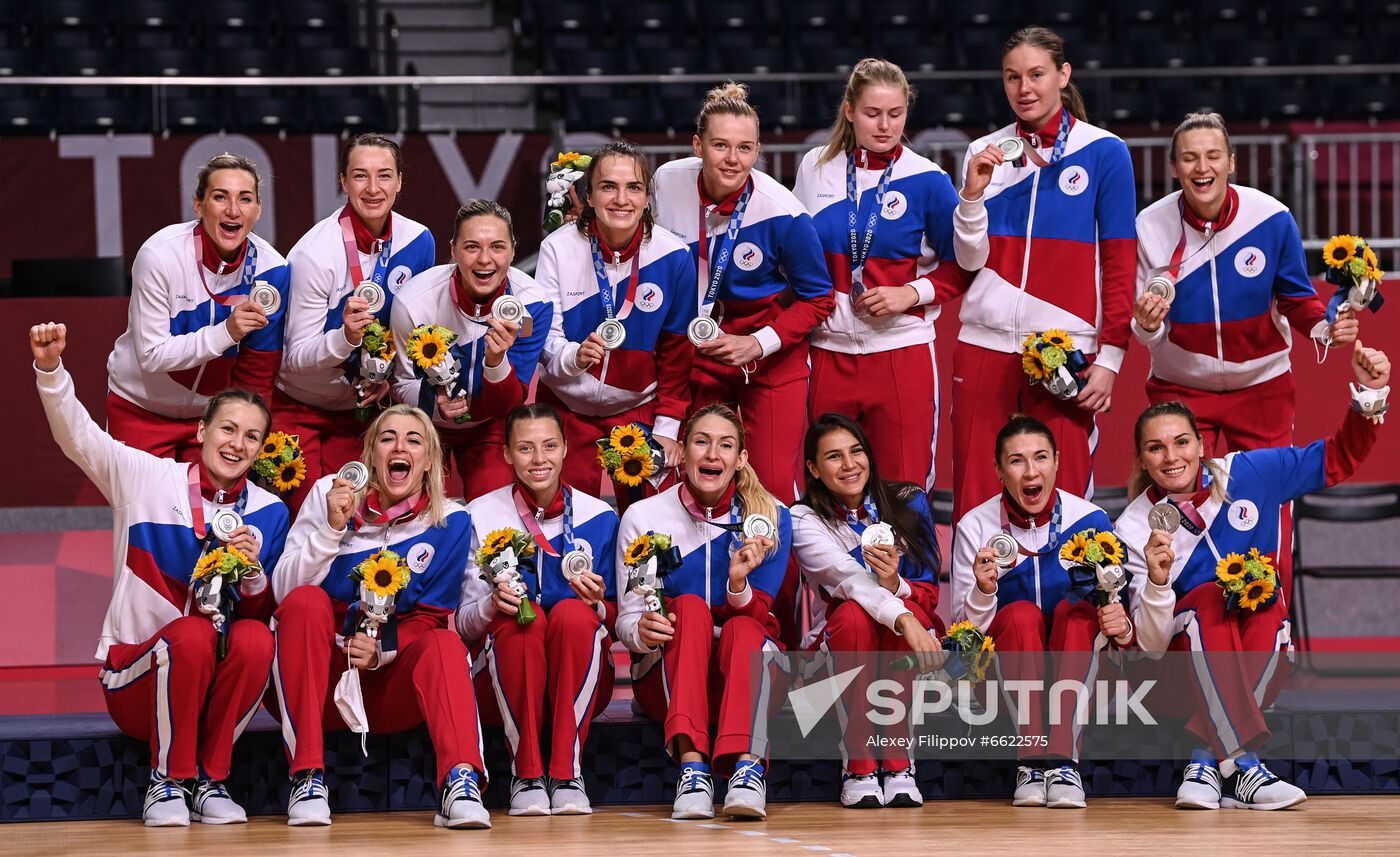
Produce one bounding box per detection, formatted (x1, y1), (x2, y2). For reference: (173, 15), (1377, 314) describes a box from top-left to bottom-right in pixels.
(704, 505), (714, 606)
(1208, 244), (1225, 375)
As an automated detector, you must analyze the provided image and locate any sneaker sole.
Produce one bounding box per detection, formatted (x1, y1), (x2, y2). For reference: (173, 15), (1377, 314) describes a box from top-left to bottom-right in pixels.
(552, 804), (593, 815)
(840, 795), (883, 809)
(190, 812), (247, 825)
(1012, 796), (1047, 807)
(1174, 797), (1221, 810)
(884, 794), (923, 808)
(1046, 797), (1087, 809)
(143, 816), (191, 827)
(723, 804), (767, 820)
(671, 807), (716, 820)
(1221, 794), (1307, 811)
(287, 815), (332, 827)
(507, 806), (552, 817)
(435, 813), (492, 829)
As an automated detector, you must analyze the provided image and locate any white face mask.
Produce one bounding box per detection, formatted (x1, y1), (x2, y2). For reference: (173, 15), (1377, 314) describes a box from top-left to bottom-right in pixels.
(333, 649), (373, 755)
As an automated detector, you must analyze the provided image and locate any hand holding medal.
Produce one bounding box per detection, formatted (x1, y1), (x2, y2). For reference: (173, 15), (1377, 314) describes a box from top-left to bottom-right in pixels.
(729, 516), (776, 593)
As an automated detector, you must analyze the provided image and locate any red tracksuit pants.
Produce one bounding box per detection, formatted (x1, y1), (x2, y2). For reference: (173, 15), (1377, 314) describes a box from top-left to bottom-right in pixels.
(101, 615), (273, 780)
(809, 342), (940, 491)
(631, 594), (786, 774)
(950, 342), (1097, 522)
(106, 392), (202, 462)
(271, 390), (368, 514)
(437, 418), (515, 501)
(816, 598), (943, 776)
(691, 351), (807, 506)
(270, 585), (485, 787)
(986, 599), (1112, 762)
(1163, 580), (1292, 759)
(471, 598), (616, 780)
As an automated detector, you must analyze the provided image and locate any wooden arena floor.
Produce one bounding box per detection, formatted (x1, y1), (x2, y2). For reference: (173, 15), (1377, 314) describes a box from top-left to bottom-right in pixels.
(6, 797), (1400, 857)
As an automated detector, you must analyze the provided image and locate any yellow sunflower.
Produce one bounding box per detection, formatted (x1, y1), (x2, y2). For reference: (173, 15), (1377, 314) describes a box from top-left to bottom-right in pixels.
(1238, 575), (1276, 611)
(610, 424), (648, 455)
(193, 550), (220, 581)
(409, 328), (450, 369)
(1022, 348), (1049, 381)
(613, 454), (655, 488)
(1042, 328), (1074, 350)
(1060, 532), (1091, 564)
(946, 620), (977, 638)
(482, 529), (514, 557)
(625, 534), (652, 567)
(360, 550), (409, 597)
(273, 456), (307, 492)
(260, 431), (289, 460)
(1323, 235), (1359, 270)
(1094, 531), (1125, 565)
(1216, 552), (1248, 584)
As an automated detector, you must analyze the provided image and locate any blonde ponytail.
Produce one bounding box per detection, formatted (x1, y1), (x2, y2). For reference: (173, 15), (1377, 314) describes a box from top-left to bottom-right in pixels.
(696, 80), (760, 138)
(818, 58), (915, 166)
(684, 403), (781, 557)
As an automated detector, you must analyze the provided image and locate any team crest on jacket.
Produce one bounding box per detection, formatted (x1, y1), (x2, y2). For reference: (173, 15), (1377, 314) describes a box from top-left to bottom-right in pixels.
(1058, 165), (1089, 196)
(1227, 499), (1260, 532)
(880, 191), (907, 220)
(407, 542), (435, 574)
(635, 282), (664, 312)
(1234, 246), (1266, 278)
(733, 242), (764, 271)
(388, 265), (414, 293)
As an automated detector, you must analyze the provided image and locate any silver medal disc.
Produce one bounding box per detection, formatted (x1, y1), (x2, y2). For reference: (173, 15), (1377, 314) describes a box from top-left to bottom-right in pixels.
(860, 521), (896, 548)
(988, 532), (1018, 568)
(337, 461), (371, 492)
(687, 316), (721, 346)
(1148, 502), (1182, 534)
(494, 294), (525, 325)
(211, 508), (243, 541)
(597, 318), (626, 350)
(355, 281), (386, 314)
(743, 513), (776, 541)
(1145, 275), (1176, 306)
(562, 549), (593, 580)
(997, 137), (1025, 163)
(249, 282), (281, 315)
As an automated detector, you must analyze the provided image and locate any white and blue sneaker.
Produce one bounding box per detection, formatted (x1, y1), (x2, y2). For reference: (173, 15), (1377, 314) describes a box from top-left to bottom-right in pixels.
(143, 771), (191, 827)
(881, 769), (923, 808)
(839, 772), (883, 808)
(509, 776), (551, 816)
(1045, 764), (1086, 809)
(1221, 753), (1306, 811)
(1176, 750), (1223, 810)
(722, 760), (767, 820)
(191, 778), (246, 824)
(436, 768), (491, 829)
(1011, 766), (1047, 807)
(287, 768), (331, 826)
(672, 762), (715, 820)
(547, 776), (593, 815)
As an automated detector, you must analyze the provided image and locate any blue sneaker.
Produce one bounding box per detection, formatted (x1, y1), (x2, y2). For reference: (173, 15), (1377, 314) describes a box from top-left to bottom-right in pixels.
(1176, 749), (1222, 810)
(722, 760), (767, 820)
(672, 762), (715, 820)
(436, 768), (491, 829)
(1221, 754), (1306, 811)
(287, 769), (330, 827)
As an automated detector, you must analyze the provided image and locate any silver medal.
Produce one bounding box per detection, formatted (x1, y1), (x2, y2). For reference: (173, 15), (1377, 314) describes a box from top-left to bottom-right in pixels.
(494, 294), (526, 326)
(1145, 275), (1176, 306)
(687, 315), (721, 346)
(1148, 502), (1182, 534)
(562, 549), (593, 580)
(355, 281), (386, 314)
(742, 513), (776, 541)
(337, 461), (371, 492)
(211, 508), (243, 542)
(860, 521), (896, 548)
(596, 318), (626, 350)
(988, 531), (1018, 568)
(249, 282), (281, 315)
(997, 137), (1025, 165)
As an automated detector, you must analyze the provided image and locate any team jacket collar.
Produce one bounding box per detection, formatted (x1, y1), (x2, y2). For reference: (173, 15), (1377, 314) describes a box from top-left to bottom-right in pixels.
(854, 144), (903, 171)
(681, 480), (738, 516)
(1181, 184), (1240, 234)
(197, 462), (248, 504)
(514, 481), (567, 519)
(1001, 489), (1052, 529)
(590, 220), (644, 264)
(196, 223), (249, 272)
(450, 266), (509, 318)
(341, 203), (392, 254)
(1016, 107), (1075, 149)
(1145, 466), (1213, 506)
(698, 173), (750, 216)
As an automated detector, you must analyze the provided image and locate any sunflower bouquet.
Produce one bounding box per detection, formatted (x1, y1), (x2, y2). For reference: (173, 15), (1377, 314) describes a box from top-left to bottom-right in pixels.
(1216, 548), (1280, 612)
(477, 528), (538, 625)
(252, 430), (307, 494)
(596, 423), (667, 490)
(1021, 329), (1090, 400)
(623, 531), (681, 620)
(406, 323), (469, 423)
(891, 620), (996, 684)
(191, 545), (260, 658)
(1060, 528), (1129, 606)
(349, 549), (412, 638)
(1322, 234), (1386, 322)
(544, 151), (592, 234)
(354, 321), (395, 422)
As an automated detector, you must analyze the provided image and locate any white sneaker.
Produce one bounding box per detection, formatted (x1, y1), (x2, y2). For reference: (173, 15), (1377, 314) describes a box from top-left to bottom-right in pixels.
(839, 772), (883, 808)
(509, 776), (551, 816)
(1045, 765), (1087, 809)
(143, 772), (190, 827)
(1221, 754), (1307, 811)
(548, 776), (593, 815)
(191, 779), (246, 824)
(435, 768), (491, 829)
(881, 769), (922, 808)
(672, 764), (715, 820)
(1176, 751), (1223, 810)
(721, 761), (766, 820)
(287, 769), (331, 826)
(1012, 766), (1047, 807)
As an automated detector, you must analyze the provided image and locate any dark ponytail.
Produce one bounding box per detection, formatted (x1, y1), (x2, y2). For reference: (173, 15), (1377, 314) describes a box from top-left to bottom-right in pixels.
(1003, 26), (1087, 123)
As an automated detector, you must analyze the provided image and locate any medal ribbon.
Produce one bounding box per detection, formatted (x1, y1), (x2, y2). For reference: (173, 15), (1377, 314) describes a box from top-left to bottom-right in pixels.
(1018, 108), (1073, 168)
(186, 463), (250, 552)
(846, 153), (897, 291)
(998, 493), (1063, 558)
(192, 225), (259, 306)
(351, 490), (429, 531)
(591, 235), (641, 322)
(679, 483), (746, 547)
(338, 209), (393, 293)
(697, 178), (753, 317)
(843, 492), (881, 535)
(512, 484), (576, 559)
